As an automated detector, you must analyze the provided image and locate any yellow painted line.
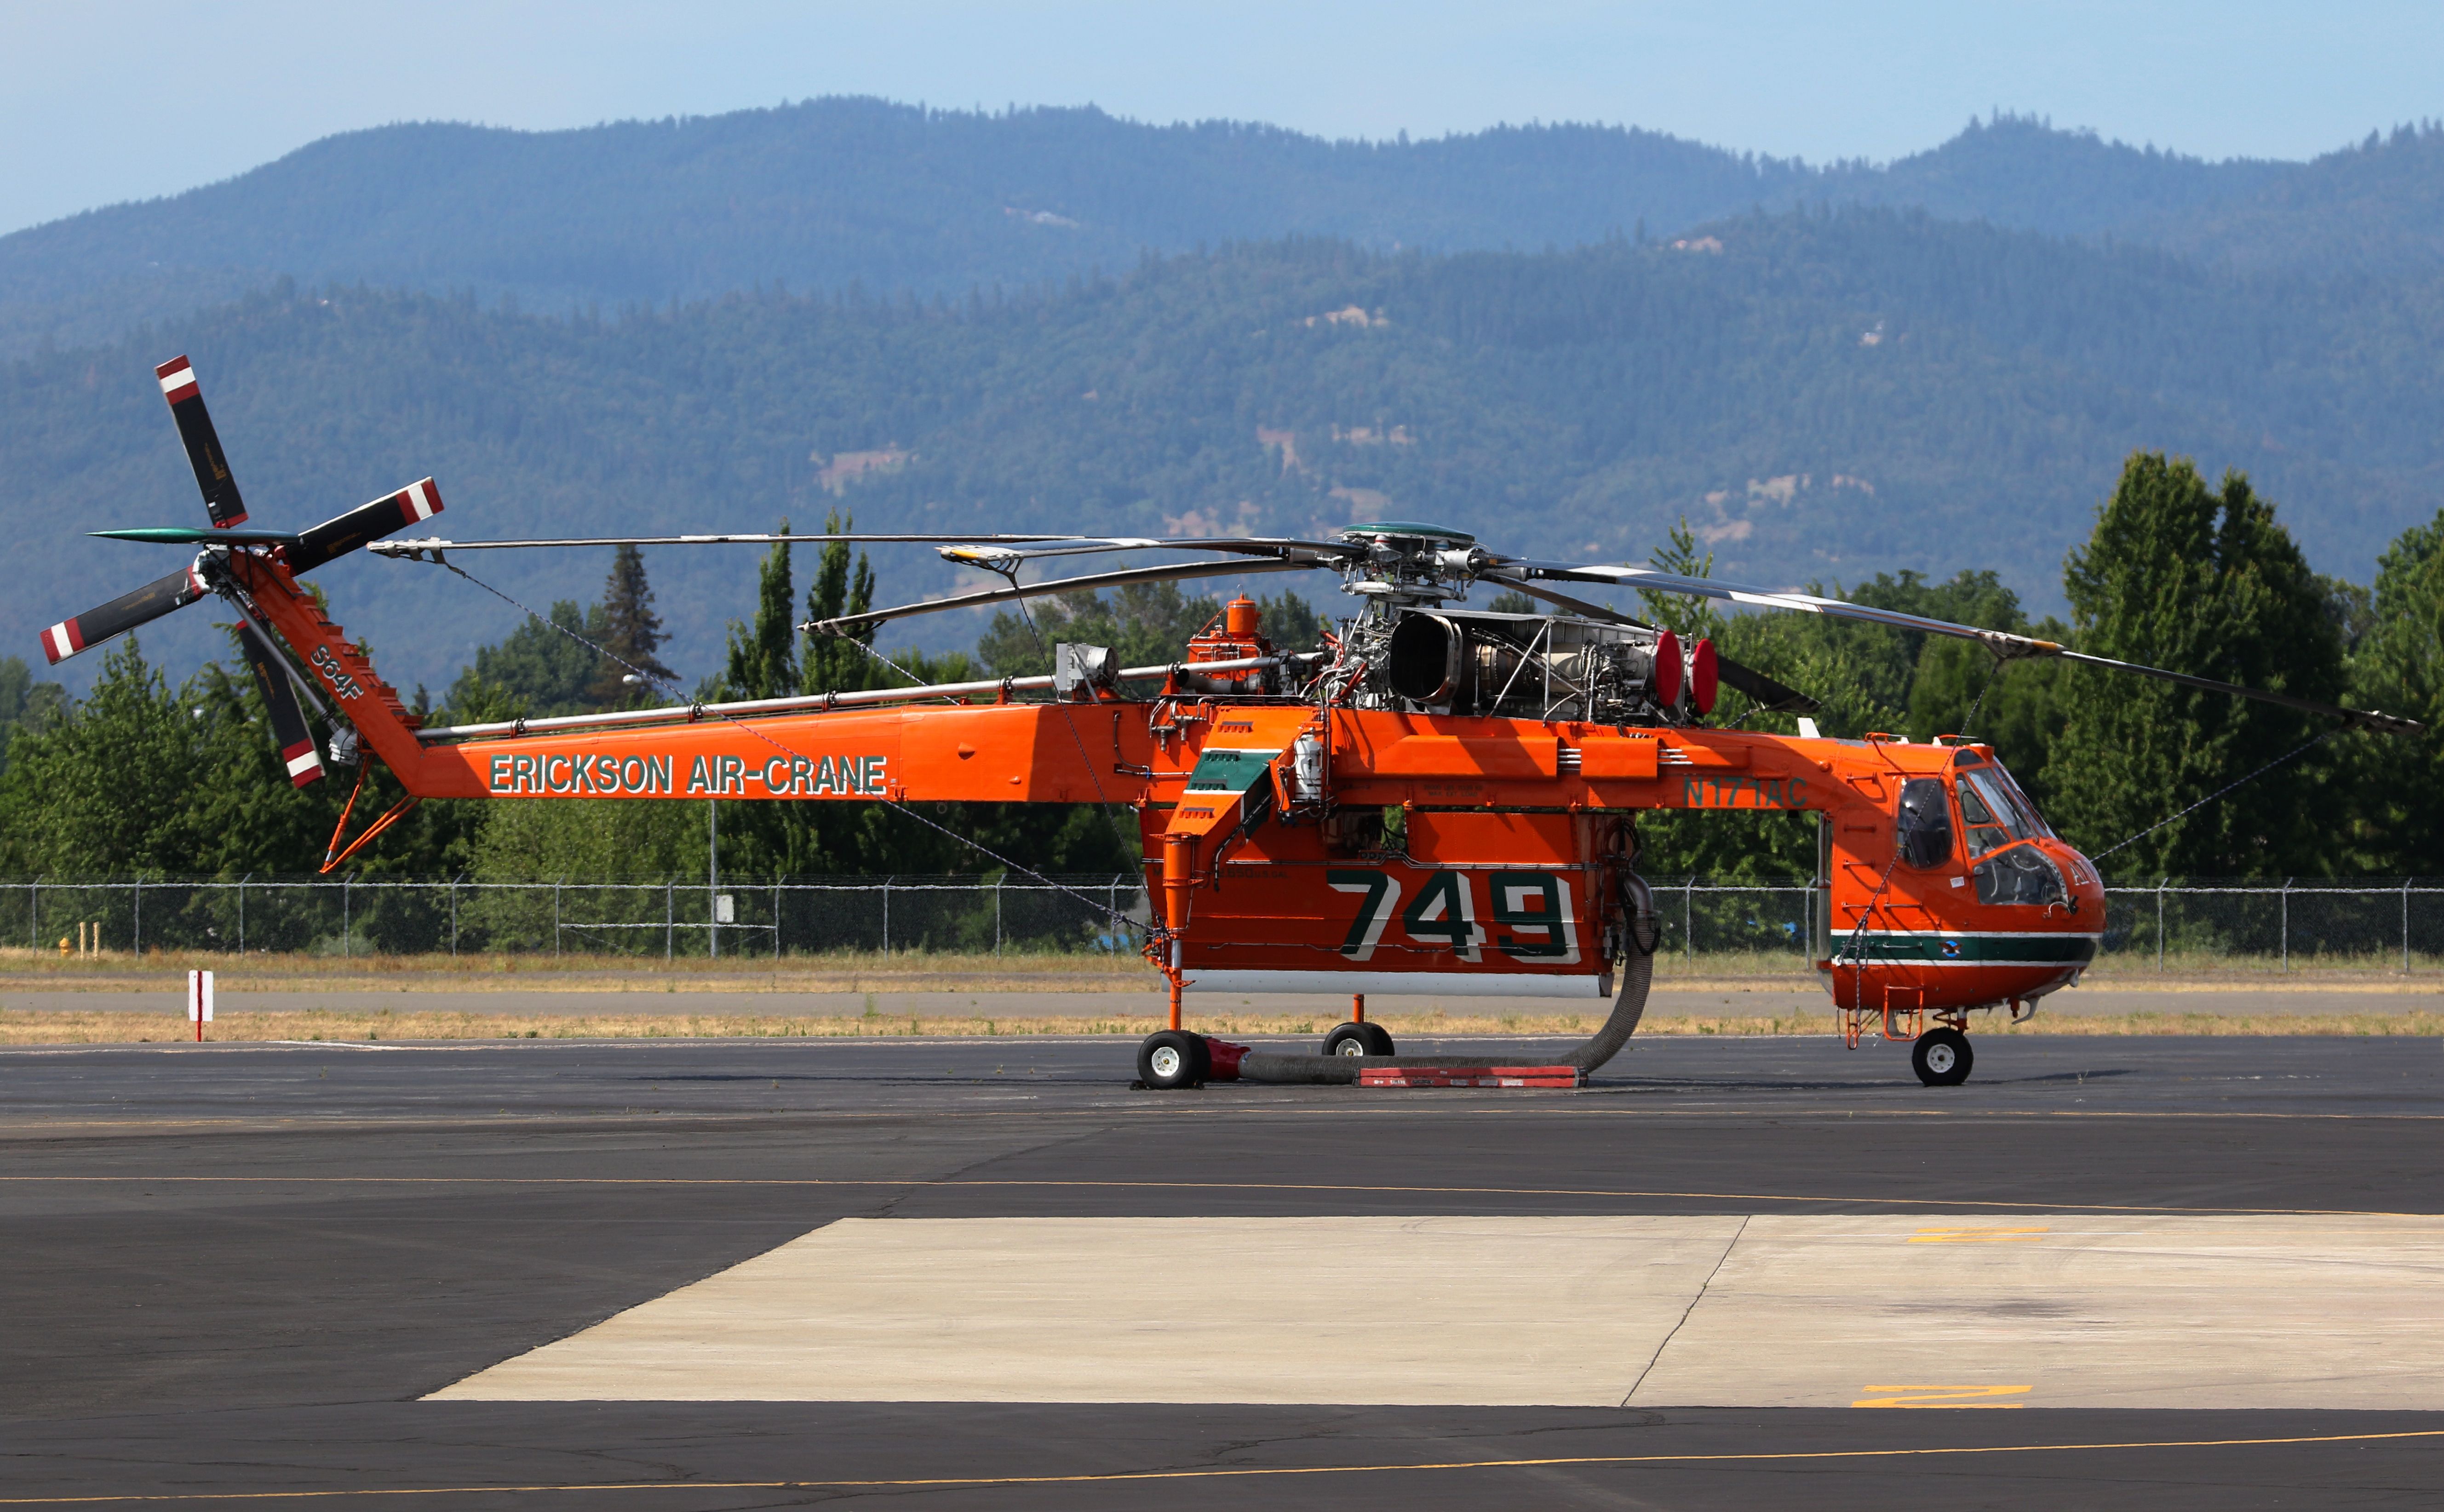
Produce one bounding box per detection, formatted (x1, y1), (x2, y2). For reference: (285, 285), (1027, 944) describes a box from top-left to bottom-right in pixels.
(0, 1174), (2433, 1219)
(1854, 1384), (2032, 1408)
(4, 1428), (2442, 1503)
(1911, 1226), (2049, 1243)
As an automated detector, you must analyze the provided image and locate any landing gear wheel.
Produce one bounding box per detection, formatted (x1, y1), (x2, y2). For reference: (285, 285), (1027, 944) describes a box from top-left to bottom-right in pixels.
(1137, 1030), (1210, 1090)
(1911, 1027), (1974, 1088)
(1322, 1022), (1397, 1058)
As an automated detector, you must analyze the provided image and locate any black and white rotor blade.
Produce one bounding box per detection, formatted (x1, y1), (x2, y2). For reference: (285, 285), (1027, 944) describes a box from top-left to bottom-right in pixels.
(39, 563), (208, 664)
(1498, 558), (2422, 735)
(806, 556), (1319, 636)
(937, 536), (1358, 570)
(285, 479), (446, 573)
(1481, 572), (1822, 714)
(155, 356), (249, 528)
(370, 532), (1085, 556)
(236, 623), (324, 787)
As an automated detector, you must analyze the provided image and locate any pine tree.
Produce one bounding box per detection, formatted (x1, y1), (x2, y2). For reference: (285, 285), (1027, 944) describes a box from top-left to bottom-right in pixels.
(2341, 510), (2444, 871)
(801, 510), (877, 694)
(2040, 453), (2342, 877)
(723, 523), (798, 700)
(587, 544), (676, 705)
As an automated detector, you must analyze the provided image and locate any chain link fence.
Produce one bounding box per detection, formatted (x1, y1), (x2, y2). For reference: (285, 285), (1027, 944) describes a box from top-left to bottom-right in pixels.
(1641, 877), (2444, 971)
(1, 874), (1147, 959)
(11, 874), (2444, 970)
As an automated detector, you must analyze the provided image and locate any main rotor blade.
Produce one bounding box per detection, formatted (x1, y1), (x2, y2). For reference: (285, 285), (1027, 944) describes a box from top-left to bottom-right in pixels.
(155, 356), (249, 529)
(369, 532), (1084, 556)
(285, 479), (445, 573)
(236, 623), (324, 787)
(2051, 649), (2422, 734)
(806, 556), (1320, 636)
(40, 564), (207, 664)
(1481, 572), (1822, 715)
(1500, 558), (2422, 736)
(938, 536), (1359, 568)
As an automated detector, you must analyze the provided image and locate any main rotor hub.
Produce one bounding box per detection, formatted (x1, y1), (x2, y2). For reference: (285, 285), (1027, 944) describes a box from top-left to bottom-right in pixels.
(1336, 520), (1486, 605)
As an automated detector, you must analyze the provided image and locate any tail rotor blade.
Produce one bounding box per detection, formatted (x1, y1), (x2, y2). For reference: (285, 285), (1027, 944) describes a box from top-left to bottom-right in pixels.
(155, 356), (249, 529)
(236, 624), (324, 787)
(39, 564), (207, 664)
(286, 479), (445, 573)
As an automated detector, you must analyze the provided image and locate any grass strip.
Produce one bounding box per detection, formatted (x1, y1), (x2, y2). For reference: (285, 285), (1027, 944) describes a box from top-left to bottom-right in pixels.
(5, 1008), (2441, 1044)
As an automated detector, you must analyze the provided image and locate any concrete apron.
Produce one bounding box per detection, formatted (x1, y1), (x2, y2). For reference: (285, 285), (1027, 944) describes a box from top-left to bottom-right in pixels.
(434, 1212), (2444, 1409)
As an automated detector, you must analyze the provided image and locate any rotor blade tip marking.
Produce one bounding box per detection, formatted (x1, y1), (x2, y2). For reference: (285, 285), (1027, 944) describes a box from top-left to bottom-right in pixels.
(282, 740), (325, 785)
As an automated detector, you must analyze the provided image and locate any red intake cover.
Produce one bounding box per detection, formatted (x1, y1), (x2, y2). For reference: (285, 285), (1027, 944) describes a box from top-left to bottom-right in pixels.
(1689, 637), (1719, 715)
(1652, 630), (1683, 708)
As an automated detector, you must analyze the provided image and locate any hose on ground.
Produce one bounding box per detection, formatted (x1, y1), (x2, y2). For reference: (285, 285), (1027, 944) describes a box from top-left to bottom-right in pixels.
(1226, 872), (1660, 1085)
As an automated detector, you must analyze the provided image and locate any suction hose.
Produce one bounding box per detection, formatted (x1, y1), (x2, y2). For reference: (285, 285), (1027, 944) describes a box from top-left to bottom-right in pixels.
(1221, 872), (1661, 1085)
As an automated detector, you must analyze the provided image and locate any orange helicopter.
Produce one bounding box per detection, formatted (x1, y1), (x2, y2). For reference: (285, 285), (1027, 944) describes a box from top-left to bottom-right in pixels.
(50, 357), (2425, 1089)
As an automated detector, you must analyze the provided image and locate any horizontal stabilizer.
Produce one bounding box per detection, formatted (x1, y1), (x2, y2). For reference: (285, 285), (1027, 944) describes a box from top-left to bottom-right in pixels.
(91, 526), (301, 546)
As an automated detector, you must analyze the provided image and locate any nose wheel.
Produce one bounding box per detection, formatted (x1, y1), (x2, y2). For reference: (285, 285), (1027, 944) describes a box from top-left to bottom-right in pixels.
(1911, 1027), (1974, 1087)
(1322, 1021), (1395, 1058)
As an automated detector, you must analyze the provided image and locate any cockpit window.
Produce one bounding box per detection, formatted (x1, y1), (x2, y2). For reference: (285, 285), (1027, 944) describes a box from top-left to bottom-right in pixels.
(1896, 778), (1953, 869)
(1973, 843), (2068, 906)
(1958, 767), (2053, 855)
(1988, 762), (2054, 838)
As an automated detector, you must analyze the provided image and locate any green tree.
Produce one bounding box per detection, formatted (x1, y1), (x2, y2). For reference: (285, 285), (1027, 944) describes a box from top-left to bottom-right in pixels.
(0, 656), (66, 774)
(801, 511), (880, 694)
(2040, 453), (2343, 877)
(1635, 519), (1728, 642)
(976, 582), (1224, 676)
(725, 522), (799, 700)
(447, 600), (608, 719)
(2341, 510), (2444, 872)
(0, 639), (205, 874)
(585, 544), (676, 706)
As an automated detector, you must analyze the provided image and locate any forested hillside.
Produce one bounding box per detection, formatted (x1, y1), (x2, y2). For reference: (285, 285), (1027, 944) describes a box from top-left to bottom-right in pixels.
(8, 211), (2442, 696)
(5, 100), (2441, 358)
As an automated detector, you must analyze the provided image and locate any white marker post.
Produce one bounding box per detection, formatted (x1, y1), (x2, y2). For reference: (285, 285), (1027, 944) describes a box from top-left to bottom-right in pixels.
(187, 968), (214, 1043)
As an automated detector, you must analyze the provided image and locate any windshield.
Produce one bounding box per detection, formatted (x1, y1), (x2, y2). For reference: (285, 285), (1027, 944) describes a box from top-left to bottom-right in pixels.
(1956, 766), (2053, 858)
(1988, 762), (2054, 837)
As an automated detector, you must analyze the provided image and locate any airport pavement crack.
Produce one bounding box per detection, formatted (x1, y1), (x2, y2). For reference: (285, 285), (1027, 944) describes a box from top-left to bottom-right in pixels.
(1621, 1215), (1746, 1408)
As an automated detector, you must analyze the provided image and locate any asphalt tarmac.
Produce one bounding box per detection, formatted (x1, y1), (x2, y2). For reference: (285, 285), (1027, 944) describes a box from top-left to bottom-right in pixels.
(16, 982), (2443, 1017)
(6, 1031), (2444, 1508)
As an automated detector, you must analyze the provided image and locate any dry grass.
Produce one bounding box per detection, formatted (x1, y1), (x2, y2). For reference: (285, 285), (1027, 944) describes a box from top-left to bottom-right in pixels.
(0, 945), (1159, 995)
(8, 1007), (2441, 1045)
(11, 944), (2444, 997)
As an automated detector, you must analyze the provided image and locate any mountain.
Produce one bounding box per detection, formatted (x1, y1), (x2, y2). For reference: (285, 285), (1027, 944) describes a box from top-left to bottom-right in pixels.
(9, 210), (2441, 697)
(5, 100), (2442, 361)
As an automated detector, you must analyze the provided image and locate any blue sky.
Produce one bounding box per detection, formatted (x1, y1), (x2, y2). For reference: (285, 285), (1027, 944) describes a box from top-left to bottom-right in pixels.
(3, 0), (2438, 236)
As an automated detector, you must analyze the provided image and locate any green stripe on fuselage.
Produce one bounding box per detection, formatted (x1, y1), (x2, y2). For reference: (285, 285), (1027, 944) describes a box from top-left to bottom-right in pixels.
(1837, 933), (2100, 966)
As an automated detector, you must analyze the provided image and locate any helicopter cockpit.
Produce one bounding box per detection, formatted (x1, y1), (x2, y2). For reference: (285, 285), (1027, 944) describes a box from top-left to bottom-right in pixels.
(1893, 750), (2089, 909)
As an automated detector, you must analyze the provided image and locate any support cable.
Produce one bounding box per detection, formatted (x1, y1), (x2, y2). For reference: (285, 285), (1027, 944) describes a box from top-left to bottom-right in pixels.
(2087, 728), (2344, 865)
